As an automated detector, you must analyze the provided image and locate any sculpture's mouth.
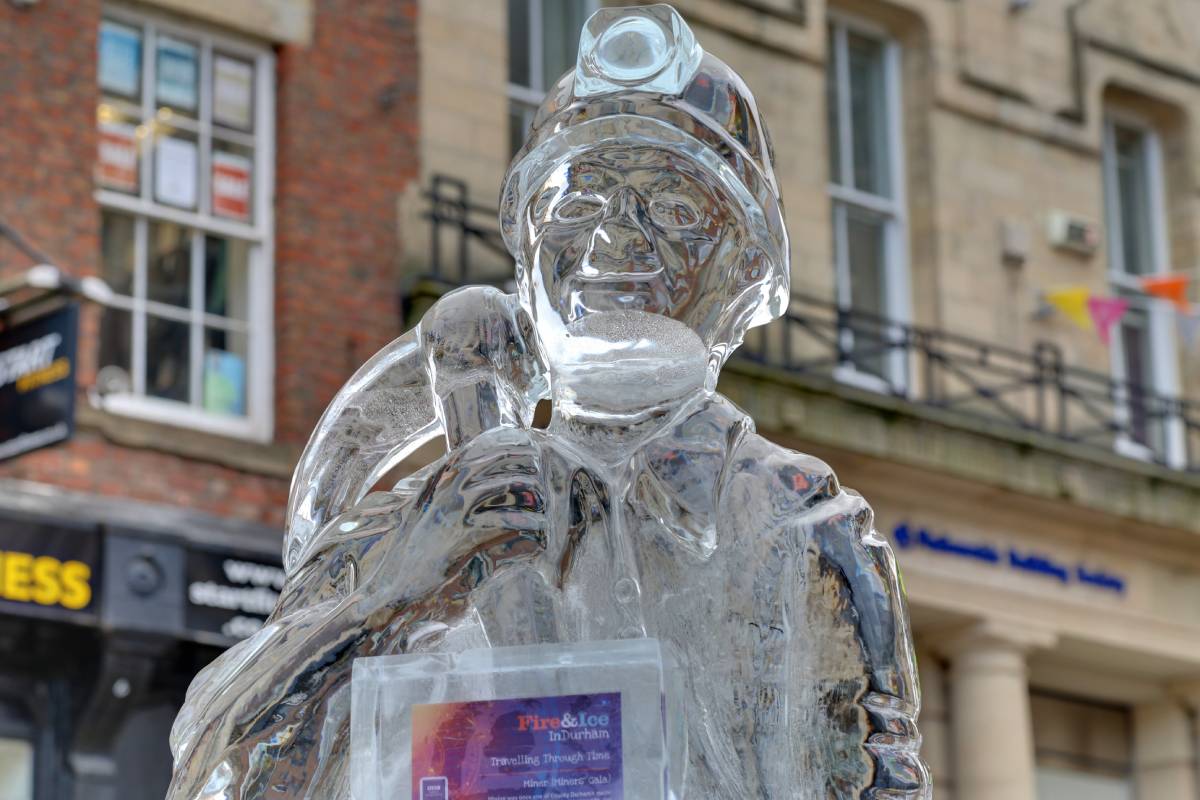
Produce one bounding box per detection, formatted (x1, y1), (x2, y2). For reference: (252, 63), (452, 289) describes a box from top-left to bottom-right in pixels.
(561, 276), (674, 320)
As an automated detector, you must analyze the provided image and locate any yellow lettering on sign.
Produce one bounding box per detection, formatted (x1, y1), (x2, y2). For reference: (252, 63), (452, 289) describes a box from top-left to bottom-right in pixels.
(32, 556), (59, 606)
(60, 561), (92, 610)
(4, 553), (32, 602)
(0, 551), (92, 610)
(15, 356), (71, 393)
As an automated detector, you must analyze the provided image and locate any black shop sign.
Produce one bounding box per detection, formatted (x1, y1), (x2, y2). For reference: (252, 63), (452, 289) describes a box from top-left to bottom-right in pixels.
(0, 515), (100, 622)
(0, 303), (78, 461)
(186, 549), (284, 641)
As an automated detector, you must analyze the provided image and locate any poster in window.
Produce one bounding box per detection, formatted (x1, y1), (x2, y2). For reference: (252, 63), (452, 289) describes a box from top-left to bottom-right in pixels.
(212, 151), (252, 222)
(203, 349), (246, 416)
(97, 122), (139, 193)
(213, 55), (254, 130)
(99, 21), (141, 98)
(154, 136), (198, 208)
(156, 35), (198, 111)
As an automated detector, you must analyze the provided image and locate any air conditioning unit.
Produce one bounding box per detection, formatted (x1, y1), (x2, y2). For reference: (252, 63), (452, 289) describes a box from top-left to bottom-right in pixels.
(1048, 211), (1099, 257)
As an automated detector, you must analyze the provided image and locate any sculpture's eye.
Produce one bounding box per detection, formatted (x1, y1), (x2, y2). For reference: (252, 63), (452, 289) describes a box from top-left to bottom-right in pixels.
(552, 193), (605, 223)
(648, 195), (701, 230)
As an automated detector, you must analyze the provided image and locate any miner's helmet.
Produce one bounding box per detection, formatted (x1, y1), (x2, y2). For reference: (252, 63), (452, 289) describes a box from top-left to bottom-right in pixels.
(499, 3), (790, 329)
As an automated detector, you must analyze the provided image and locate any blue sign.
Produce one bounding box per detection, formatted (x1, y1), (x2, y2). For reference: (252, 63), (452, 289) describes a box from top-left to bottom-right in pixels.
(99, 20), (141, 98)
(892, 523), (1126, 594)
(156, 35), (198, 111)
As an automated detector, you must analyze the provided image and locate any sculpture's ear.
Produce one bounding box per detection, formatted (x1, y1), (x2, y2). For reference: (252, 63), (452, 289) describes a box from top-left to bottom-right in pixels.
(705, 244), (788, 370)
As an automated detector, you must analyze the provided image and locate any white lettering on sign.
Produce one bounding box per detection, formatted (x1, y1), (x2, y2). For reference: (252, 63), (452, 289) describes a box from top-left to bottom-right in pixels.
(0, 333), (62, 389)
(188, 581), (278, 615)
(222, 615), (266, 639)
(187, 557), (285, 634)
(222, 558), (285, 589)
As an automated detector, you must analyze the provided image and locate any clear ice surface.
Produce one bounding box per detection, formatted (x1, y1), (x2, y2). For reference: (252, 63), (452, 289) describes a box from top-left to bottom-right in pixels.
(166, 5), (930, 798)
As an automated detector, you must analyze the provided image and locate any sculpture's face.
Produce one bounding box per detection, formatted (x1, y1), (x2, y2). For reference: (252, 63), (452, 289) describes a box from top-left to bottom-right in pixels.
(521, 145), (764, 354)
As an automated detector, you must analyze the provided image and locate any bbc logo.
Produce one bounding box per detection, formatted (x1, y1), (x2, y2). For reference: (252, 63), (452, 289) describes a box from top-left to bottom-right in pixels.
(420, 776), (448, 800)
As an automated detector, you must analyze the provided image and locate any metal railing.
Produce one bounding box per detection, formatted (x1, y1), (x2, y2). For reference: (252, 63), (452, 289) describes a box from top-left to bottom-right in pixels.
(422, 174), (1200, 473)
(423, 175), (512, 286)
(741, 295), (1199, 471)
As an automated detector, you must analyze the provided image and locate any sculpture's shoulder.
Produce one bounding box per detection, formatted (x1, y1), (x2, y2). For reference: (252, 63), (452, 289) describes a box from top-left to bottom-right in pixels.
(711, 394), (845, 536)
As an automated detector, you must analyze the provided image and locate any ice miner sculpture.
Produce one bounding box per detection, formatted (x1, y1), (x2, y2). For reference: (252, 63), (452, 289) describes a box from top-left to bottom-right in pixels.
(166, 5), (929, 798)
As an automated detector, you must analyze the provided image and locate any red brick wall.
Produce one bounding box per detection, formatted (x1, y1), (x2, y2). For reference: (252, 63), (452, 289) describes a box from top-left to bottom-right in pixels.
(0, 1), (102, 380)
(0, 0), (420, 529)
(274, 0), (420, 444)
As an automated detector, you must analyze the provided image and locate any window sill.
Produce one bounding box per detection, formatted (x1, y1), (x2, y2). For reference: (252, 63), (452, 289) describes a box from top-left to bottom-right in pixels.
(98, 393), (267, 441)
(1113, 436), (1156, 465)
(833, 364), (905, 397)
(80, 398), (295, 479)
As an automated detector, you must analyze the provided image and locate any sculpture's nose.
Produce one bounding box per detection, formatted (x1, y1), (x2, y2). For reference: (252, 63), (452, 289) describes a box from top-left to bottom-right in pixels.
(582, 188), (657, 276)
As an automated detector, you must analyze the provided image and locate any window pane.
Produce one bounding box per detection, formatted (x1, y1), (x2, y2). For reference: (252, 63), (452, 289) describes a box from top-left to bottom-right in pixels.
(96, 108), (141, 194)
(146, 315), (190, 403)
(153, 132), (199, 210)
(1114, 126), (1153, 276)
(98, 307), (133, 393)
(847, 31), (891, 197)
(204, 236), (250, 319)
(0, 738), (33, 800)
(211, 143), (253, 223)
(147, 222), (191, 308)
(508, 0), (531, 87)
(825, 26), (841, 186)
(204, 328), (248, 416)
(509, 104), (532, 157)
(541, 0), (589, 91)
(213, 54), (255, 131)
(1118, 306), (1156, 449)
(99, 20), (142, 101)
(1036, 768), (1132, 800)
(845, 205), (889, 379)
(1033, 693), (1132, 800)
(101, 212), (136, 297)
(156, 35), (199, 115)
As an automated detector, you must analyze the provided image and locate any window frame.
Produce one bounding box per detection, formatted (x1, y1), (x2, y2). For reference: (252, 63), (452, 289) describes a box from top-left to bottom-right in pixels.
(506, 0), (599, 151)
(1100, 112), (1184, 469)
(826, 12), (911, 395)
(95, 5), (275, 442)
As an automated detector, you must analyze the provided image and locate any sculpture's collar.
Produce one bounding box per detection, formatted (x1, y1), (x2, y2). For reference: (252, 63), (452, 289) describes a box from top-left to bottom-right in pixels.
(629, 394), (753, 559)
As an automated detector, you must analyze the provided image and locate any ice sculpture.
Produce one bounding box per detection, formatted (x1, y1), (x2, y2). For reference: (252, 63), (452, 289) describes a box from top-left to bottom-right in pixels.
(166, 5), (929, 798)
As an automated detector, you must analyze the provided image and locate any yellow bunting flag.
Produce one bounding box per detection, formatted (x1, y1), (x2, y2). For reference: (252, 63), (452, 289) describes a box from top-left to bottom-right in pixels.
(1045, 287), (1093, 330)
(1140, 274), (1191, 310)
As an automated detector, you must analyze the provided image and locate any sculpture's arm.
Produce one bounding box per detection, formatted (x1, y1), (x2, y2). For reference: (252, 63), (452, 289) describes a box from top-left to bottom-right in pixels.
(284, 285), (546, 574)
(719, 426), (928, 796)
(806, 489), (930, 796)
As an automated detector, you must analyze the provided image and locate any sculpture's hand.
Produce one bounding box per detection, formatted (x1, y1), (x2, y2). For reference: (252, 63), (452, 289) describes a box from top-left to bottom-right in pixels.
(420, 285), (547, 450)
(284, 286), (546, 574)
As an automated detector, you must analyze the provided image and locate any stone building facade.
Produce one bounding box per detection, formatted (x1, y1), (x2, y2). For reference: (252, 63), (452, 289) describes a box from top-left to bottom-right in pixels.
(410, 2), (1200, 800)
(1, 0), (1199, 799)
(0, 0), (416, 797)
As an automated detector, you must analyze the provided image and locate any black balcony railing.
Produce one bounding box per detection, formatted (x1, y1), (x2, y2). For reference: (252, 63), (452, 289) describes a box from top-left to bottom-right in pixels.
(423, 174), (1200, 473)
(423, 175), (512, 286)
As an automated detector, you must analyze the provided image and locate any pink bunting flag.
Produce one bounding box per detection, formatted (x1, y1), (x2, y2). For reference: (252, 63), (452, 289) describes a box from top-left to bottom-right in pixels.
(1087, 296), (1130, 346)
